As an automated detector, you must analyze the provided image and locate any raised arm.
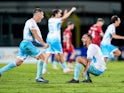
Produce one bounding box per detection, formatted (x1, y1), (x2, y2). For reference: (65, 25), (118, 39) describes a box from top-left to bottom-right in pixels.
(61, 7), (76, 23)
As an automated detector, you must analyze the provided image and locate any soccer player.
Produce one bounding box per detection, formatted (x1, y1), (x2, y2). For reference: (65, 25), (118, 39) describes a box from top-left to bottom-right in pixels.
(101, 15), (124, 61)
(63, 21), (75, 69)
(67, 34), (106, 83)
(0, 8), (49, 83)
(88, 18), (104, 47)
(42, 7), (76, 74)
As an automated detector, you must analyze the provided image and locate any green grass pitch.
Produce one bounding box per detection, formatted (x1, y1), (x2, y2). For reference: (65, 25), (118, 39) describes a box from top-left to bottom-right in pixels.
(0, 61), (124, 93)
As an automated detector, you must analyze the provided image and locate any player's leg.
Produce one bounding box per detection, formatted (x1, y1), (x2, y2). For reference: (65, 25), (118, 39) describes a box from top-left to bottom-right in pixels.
(0, 59), (23, 77)
(0, 41), (26, 77)
(36, 53), (49, 83)
(106, 44), (121, 60)
(67, 56), (85, 83)
(52, 54), (59, 69)
(24, 41), (48, 83)
(113, 49), (121, 57)
(58, 53), (72, 73)
(68, 50), (75, 69)
(63, 52), (68, 62)
(59, 53), (67, 72)
(42, 53), (51, 74)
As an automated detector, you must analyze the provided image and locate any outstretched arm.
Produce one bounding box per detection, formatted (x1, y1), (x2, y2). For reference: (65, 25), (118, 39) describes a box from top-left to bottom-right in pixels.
(112, 34), (124, 40)
(61, 7), (76, 23)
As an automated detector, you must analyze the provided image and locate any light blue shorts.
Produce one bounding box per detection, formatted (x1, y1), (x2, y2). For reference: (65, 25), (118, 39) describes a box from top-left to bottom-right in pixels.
(101, 44), (118, 58)
(17, 40), (40, 60)
(46, 40), (62, 53)
(88, 65), (105, 76)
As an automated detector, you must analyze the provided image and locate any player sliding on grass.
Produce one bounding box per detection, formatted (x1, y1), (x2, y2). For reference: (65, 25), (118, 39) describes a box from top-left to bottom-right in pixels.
(67, 34), (106, 83)
(0, 8), (49, 83)
(101, 15), (124, 62)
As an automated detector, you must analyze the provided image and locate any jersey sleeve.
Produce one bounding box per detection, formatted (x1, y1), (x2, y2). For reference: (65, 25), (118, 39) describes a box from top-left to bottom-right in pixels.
(87, 45), (95, 59)
(28, 20), (37, 31)
(56, 18), (62, 23)
(109, 25), (115, 35)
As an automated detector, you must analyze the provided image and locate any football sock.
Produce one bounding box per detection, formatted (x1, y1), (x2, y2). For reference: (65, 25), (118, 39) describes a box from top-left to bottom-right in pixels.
(43, 62), (47, 70)
(60, 62), (67, 69)
(52, 60), (58, 66)
(36, 60), (43, 79)
(85, 72), (90, 80)
(74, 62), (82, 80)
(69, 58), (73, 63)
(110, 52), (114, 59)
(0, 61), (16, 74)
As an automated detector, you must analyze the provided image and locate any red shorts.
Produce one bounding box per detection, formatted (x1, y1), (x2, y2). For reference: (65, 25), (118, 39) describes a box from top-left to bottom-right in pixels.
(63, 44), (74, 53)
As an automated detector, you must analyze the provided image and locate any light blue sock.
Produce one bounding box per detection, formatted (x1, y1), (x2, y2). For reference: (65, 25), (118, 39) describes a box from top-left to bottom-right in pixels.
(43, 62), (47, 70)
(85, 72), (90, 80)
(110, 52), (114, 59)
(74, 62), (82, 80)
(0, 61), (16, 74)
(53, 60), (58, 66)
(36, 60), (43, 79)
(60, 62), (67, 69)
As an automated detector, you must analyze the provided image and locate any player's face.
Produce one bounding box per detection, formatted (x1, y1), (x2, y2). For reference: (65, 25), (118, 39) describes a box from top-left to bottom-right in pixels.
(57, 10), (62, 18)
(70, 24), (74, 30)
(100, 21), (104, 26)
(116, 18), (121, 27)
(81, 35), (87, 46)
(37, 12), (44, 22)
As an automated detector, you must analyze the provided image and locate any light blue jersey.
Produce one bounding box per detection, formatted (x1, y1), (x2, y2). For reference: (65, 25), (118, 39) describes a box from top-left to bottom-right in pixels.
(17, 18), (42, 60)
(46, 18), (62, 53)
(101, 24), (118, 58)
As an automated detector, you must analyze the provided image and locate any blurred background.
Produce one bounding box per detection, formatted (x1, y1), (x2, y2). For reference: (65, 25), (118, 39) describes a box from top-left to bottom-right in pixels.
(0, 0), (124, 61)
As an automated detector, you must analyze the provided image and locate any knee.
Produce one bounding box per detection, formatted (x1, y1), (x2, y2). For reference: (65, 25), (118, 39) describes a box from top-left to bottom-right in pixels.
(16, 60), (23, 66)
(118, 51), (121, 56)
(115, 50), (121, 57)
(76, 56), (85, 63)
(76, 57), (80, 63)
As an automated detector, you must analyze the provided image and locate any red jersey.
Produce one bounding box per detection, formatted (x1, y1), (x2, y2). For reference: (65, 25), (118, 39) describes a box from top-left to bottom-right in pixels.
(63, 29), (74, 53)
(88, 24), (103, 47)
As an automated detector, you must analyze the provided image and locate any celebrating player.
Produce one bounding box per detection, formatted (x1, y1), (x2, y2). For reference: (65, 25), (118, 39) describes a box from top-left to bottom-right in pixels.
(101, 15), (124, 61)
(42, 7), (76, 74)
(88, 18), (104, 47)
(0, 8), (49, 83)
(67, 34), (106, 83)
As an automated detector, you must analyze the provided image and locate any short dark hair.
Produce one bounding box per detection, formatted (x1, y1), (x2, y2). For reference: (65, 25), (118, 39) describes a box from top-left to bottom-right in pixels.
(111, 15), (119, 23)
(67, 21), (74, 26)
(52, 9), (61, 17)
(33, 8), (43, 14)
(84, 33), (92, 40)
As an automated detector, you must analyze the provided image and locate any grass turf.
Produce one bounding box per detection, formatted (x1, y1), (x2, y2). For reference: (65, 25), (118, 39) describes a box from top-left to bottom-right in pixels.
(0, 61), (124, 93)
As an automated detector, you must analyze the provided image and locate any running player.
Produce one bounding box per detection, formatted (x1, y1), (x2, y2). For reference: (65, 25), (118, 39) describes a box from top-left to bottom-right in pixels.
(0, 8), (49, 83)
(101, 15), (124, 61)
